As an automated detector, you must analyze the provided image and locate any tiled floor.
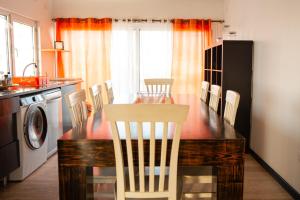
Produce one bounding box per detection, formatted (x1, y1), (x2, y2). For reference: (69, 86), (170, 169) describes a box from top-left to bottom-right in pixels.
(0, 154), (293, 200)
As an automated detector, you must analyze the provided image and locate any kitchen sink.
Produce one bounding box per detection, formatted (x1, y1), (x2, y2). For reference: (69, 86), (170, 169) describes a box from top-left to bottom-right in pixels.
(12, 76), (49, 86)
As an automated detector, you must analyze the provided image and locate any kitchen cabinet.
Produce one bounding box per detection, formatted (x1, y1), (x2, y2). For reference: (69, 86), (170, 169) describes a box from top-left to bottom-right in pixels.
(0, 97), (20, 178)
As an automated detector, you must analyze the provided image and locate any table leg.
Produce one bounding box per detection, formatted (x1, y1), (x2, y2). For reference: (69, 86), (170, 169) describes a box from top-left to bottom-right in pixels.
(86, 167), (94, 199)
(59, 166), (87, 200)
(217, 164), (244, 200)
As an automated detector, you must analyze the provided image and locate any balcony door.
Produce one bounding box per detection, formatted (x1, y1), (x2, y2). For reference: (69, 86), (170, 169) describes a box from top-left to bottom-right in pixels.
(110, 22), (172, 101)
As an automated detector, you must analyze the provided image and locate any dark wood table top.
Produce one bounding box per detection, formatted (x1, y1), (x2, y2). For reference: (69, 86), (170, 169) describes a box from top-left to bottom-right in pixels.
(60, 94), (244, 142)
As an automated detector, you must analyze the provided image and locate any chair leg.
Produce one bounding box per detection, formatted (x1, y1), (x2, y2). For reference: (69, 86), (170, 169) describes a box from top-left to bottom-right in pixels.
(178, 175), (183, 200)
(1, 177), (7, 187)
(114, 182), (117, 200)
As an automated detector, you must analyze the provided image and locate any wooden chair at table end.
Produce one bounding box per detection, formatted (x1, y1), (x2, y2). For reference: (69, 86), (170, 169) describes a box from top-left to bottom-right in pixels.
(65, 89), (88, 128)
(89, 84), (103, 113)
(224, 90), (240, 126)
(104, 104), (189, 200)
(144, 78), (174, 95)
(65, 89), (116, 199)
(200, 81), (209, 103)
(209, 85), (221, 112)
(105, 80), (114, 104)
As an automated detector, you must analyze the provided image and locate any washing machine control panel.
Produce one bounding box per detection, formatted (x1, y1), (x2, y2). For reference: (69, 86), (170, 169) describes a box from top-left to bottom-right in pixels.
(20, 94), (45, 106)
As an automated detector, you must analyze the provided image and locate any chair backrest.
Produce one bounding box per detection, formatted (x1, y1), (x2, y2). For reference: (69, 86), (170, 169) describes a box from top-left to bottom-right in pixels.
(224, 90), (240, 126)
(209, 85), (221, 112)
(200, 81), (209, 102)
(144, 79), (174, 95)
(105, 80), (114, 104)
(104, 104), (189, 200)
(89, 84), (103, 112)
(65, 89), (88, 128)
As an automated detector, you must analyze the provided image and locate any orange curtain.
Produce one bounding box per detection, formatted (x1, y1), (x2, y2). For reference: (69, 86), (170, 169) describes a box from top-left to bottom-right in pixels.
(56, 18), (112, 102)
(171, 19), (212, 95)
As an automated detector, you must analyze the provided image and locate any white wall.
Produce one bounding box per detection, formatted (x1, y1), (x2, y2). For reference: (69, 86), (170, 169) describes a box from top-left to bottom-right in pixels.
(52, 0), (224, 19)
(0, 0), (55, 77)
(224, 0), (300, 193)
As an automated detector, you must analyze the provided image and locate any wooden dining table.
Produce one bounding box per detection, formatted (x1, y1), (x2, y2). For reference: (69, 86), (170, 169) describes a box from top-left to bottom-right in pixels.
(58, 94), (245, 200)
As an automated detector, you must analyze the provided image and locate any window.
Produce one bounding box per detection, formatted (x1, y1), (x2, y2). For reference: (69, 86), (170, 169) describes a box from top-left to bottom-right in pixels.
(110, 23), (172, 100)
(12, 21), (36, 76)
(0, 9), (38, 77)
(0, 14), (9, 74)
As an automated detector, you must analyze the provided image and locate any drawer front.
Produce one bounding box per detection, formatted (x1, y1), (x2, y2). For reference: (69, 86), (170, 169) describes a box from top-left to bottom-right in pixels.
(0, 97), (20, 117)
(0, 97), (19, 147)
(0, 141), (20, 178)
(0, 114), (18, 147)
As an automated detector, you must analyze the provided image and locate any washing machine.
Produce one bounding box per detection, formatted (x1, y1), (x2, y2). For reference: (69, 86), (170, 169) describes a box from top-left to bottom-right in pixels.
(9, 93), (48, 181)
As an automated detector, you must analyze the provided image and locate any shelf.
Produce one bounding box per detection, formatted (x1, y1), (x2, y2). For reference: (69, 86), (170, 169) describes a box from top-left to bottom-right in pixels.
(205, 44), (222, 51)
(205, 40), (253, 152)
(212, 69), (222, 72)
(41, 49), (70, 52)
(41, 49), (71, 78)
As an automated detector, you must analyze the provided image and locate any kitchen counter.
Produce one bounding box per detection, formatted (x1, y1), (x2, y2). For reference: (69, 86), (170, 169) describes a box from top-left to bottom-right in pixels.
(0, 80), (82, 100)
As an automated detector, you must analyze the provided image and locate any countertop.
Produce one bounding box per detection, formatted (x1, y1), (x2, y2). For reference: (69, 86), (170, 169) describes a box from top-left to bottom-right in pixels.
(0, 80), (82, 100)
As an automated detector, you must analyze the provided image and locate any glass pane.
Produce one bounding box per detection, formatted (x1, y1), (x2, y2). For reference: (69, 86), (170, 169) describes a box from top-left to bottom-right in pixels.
(13, 21), (35, 76)
(0, 15), (9, 75)
(139, 30), (172, 91)
(111, 29), (139, 101)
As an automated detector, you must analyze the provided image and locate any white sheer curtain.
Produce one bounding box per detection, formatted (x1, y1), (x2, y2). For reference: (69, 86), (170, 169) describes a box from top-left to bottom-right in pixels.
(110, 22), (172, 101)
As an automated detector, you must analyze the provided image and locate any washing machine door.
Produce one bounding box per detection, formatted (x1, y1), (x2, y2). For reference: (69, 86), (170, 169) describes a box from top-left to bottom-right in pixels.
(24, 103), (48, 150)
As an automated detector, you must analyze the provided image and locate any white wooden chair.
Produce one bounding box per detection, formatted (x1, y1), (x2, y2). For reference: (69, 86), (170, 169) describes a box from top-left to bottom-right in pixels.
(65, 89), (88, 128)
(144, 78), (174, 95)
(104, 104), (189, 200)
(200, 81), (209, 103)
(105, 80), (114, 104)
(209, 85), (221, 112)
(224, 90), (240, 126)
(89, 84), (103, 112)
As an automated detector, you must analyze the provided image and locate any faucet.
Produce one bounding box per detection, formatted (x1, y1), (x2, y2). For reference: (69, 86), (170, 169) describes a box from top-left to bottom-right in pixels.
(22, 63), (39, 77)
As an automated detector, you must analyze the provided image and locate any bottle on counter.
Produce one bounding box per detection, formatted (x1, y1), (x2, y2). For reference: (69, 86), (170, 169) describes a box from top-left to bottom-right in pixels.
(3, 74), (8, 86)
(0, 71), (4, 81)
(7, 72), (12, 85)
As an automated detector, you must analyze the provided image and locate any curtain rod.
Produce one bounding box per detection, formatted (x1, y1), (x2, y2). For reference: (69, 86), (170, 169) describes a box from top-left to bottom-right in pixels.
(52, 18), (224, 23)
(113, 18), (224, 23)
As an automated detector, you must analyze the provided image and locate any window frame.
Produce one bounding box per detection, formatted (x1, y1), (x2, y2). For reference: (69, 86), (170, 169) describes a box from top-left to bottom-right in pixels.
(0, 8), (39, 76)
(0, 9), (11, 74)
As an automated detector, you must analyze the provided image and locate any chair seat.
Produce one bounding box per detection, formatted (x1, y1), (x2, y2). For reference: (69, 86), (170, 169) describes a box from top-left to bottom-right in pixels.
(88, 167), (216, 199)
(179, 166), (216, 199)
(126, 173), (169, 193)
(125, 174), (183, 200)
(86, 167), (116, 200)
(87, 167), (116, 184)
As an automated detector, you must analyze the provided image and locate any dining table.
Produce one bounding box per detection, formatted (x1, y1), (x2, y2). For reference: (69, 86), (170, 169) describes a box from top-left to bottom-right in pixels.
(57, 94), (245, 200)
